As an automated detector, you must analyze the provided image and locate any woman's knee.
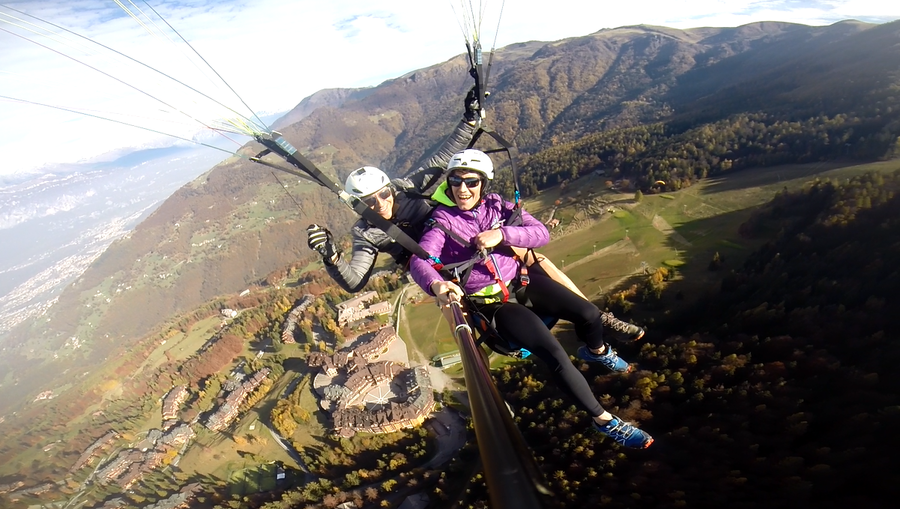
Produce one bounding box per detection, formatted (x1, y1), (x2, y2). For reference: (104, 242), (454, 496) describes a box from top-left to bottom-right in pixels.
(571, 299), (601, 324)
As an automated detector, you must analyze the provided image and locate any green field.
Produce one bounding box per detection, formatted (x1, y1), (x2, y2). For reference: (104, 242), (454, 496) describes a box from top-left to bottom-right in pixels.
(550, 160), (900, 318)
(284, 373), (331, 450)
(179, 372), (297, 478)
(228, 462), (278, 496)
(131, 316), (223, 377)
(401, 300), (456, 360)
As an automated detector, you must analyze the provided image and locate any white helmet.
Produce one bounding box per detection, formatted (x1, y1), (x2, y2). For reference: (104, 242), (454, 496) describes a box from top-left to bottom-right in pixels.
(447, 149), (494, 180)
(345, 166), (390, 197)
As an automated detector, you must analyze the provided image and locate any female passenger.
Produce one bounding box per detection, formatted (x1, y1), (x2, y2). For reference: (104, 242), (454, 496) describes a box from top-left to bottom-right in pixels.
(409, 149), (653, 449)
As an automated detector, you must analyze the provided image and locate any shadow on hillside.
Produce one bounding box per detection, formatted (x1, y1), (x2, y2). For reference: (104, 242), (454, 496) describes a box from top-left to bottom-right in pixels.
(699, 161), (855, 195)
(610, 206), (767, 339)
(282, 357), (307, 374)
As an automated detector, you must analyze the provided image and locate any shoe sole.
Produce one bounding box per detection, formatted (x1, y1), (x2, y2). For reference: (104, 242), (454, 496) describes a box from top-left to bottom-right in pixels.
(630, 329), (645, 341)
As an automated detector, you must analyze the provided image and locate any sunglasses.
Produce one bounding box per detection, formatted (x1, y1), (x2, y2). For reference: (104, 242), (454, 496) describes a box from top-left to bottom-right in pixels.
(362, 187), (393, 207)
(447, 175), (483, 188)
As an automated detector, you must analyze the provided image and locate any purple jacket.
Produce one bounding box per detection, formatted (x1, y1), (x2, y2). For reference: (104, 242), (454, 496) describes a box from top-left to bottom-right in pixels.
(410, 193), (549, 295)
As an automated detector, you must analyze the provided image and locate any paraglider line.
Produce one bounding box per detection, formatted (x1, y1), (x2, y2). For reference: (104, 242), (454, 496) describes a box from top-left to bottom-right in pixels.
(0, 4), (267, 137)
(270, 170), (306, 218)
(0, 26), (252, 146)
(0, 94), (236, 155)
(139, 0), (269, 132)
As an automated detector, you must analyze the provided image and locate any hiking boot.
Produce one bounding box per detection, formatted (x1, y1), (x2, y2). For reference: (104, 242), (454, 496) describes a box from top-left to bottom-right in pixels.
(601, 312), (645, 341)
(593, 416), (654, 449)
(577, 344), (632, 373)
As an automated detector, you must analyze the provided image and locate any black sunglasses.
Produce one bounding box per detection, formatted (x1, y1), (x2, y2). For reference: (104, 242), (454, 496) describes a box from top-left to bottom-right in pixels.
(447, 175), (483, 188)
(362, 187), (393, 207)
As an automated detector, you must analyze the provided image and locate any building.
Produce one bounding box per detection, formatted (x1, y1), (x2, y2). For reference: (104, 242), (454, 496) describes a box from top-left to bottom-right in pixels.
(331, 366), (434, 437)
(399, 493), (430, 509)
(353, 326), (396, 362)
(336, 291), (380, 325)
(205, 368), (270, 432)
(0, 481), (25, 494)
(96, 450), (143, 484)
(433, 351), (462, 368)
(336, 291), (378, 311)
(307, 327), (433, 437)
(337, 361), (406, 409)
(71, 430), (119, 472)
(33, 390), (53, 402)
(281, 294), (315, 344)
(159, 424), (195, 446)
(161, 386), (189, 421)
(368, 301), (392, 316)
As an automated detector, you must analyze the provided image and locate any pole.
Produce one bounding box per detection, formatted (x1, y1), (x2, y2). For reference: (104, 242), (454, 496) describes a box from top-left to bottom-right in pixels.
(446, 301), (551, 509)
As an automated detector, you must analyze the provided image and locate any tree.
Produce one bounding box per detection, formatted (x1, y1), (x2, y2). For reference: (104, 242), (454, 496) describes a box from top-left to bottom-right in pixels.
(709, 251), (723, 271)
(634, 189), (644, 202)
(343, 471), (361, 488)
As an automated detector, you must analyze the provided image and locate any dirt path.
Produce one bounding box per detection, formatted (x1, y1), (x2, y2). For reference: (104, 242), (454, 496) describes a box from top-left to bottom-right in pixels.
(562, 238), (639, 272)
(396, 284), (455, 392)
(651, 214), (692, 246)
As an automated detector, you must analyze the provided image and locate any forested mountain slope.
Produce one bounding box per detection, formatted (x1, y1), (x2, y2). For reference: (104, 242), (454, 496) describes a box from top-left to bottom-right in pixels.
(444, 170), (900, 508)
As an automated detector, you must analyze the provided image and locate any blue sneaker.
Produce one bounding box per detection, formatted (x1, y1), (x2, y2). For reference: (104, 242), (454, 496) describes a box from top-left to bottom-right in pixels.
(594, 416), (654, 449)
(577, 344), (632, 373)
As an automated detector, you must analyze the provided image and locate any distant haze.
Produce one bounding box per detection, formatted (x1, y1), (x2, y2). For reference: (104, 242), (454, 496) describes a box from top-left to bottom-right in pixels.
(0, 145), (231, 335)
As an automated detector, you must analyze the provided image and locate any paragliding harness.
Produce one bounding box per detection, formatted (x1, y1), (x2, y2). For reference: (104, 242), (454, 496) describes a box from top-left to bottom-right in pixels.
(423, 216), (563, 360)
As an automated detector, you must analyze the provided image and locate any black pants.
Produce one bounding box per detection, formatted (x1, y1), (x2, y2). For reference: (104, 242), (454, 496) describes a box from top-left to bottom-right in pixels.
(479, 272), (607, 417)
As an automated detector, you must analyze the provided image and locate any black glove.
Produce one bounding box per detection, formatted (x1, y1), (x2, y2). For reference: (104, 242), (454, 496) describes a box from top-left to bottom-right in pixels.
(307, 224), (338, 261)
(464, 86), (487, 123)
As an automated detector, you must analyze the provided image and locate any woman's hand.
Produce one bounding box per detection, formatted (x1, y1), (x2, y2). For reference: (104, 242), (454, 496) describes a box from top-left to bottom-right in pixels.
(473, 229), (504, 250)
(431, 280), (464, 307)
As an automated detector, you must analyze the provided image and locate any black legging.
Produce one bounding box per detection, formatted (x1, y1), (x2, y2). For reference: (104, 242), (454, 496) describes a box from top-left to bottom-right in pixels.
(478, 272), (607, 417)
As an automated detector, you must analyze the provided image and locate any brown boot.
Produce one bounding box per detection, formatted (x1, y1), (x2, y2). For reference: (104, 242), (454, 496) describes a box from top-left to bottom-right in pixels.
(601, 312), (645, 341)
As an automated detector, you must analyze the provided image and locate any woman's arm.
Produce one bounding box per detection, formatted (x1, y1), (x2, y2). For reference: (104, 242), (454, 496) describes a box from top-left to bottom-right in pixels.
(498, 199), (550, 249)
(409, 220), (449, 296)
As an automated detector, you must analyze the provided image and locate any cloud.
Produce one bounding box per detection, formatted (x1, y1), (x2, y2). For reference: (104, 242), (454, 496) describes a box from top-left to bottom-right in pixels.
(0, 186), (97, 230)
(1, 0), (898, 177)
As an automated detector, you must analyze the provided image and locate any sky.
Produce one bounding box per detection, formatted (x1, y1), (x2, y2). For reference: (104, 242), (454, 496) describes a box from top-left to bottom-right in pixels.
(1, 0), (898, 178)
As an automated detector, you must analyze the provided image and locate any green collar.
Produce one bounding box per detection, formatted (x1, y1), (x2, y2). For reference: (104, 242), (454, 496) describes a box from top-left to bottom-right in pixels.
(431, 182), (457, 207)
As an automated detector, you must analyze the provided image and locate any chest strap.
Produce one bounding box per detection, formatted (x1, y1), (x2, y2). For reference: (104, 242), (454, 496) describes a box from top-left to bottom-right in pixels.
(424, 218), (529, 303)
